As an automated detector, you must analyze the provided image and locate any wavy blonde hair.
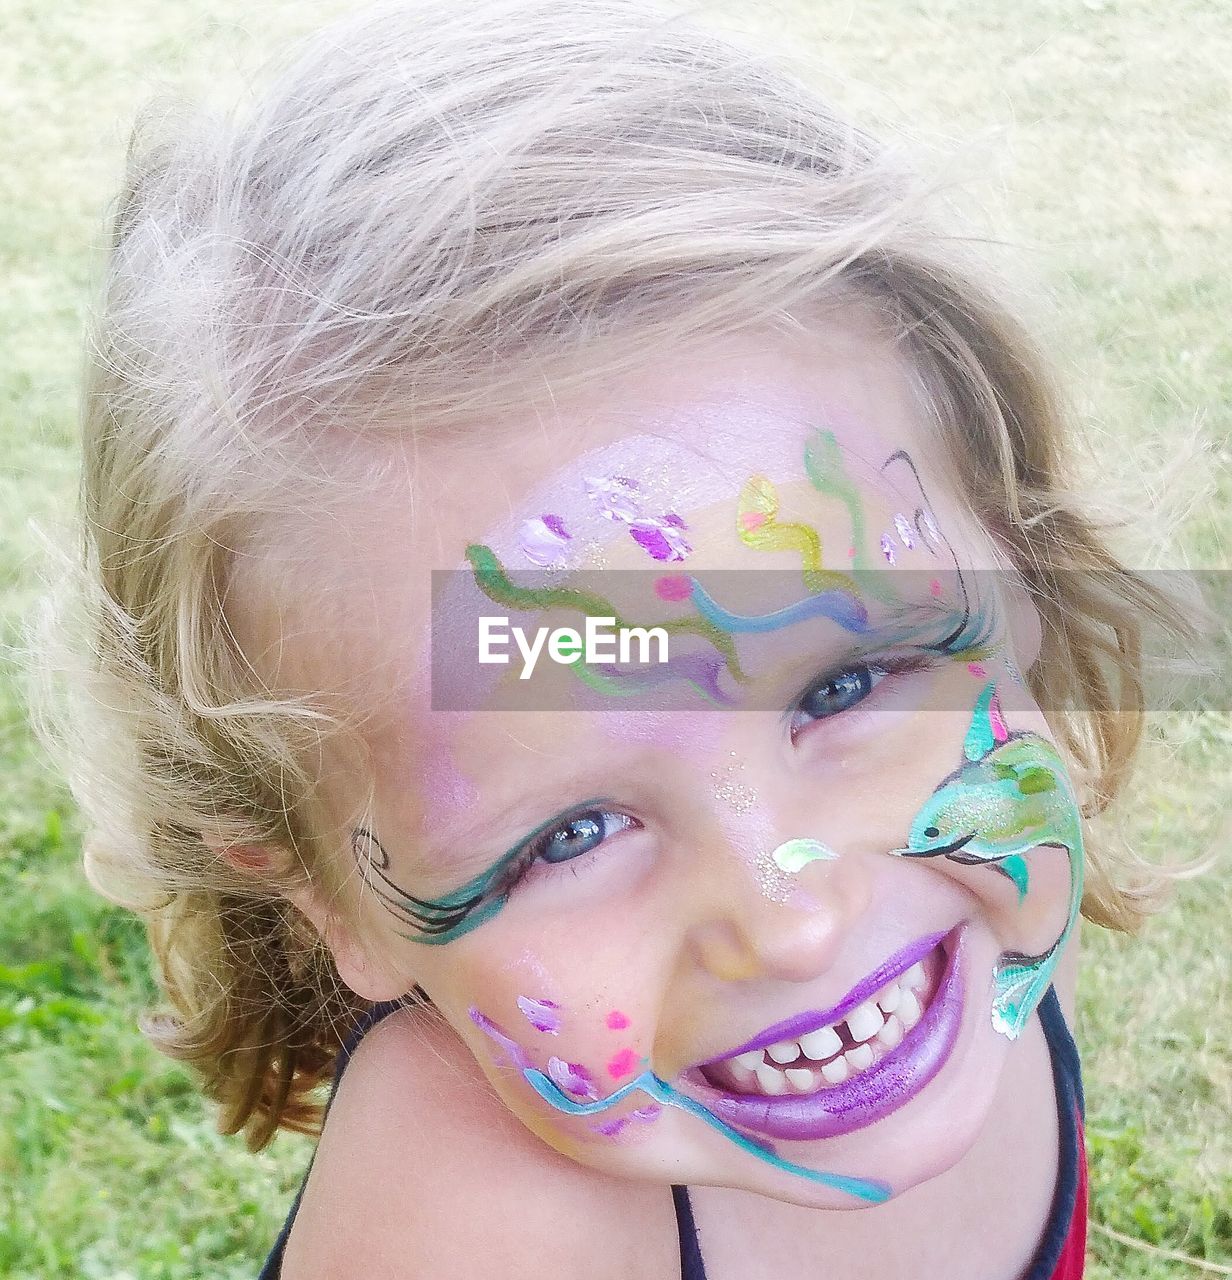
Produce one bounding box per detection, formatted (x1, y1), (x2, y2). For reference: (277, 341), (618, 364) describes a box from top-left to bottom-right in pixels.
(29, 0), (1195, 1150)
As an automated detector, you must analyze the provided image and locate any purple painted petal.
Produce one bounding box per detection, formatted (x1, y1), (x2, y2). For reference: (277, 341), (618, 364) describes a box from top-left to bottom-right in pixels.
(516, 995), (562, 1034)
(629, 515), (691, 562)
(546, 1056), (599, 1099)
(519, 515), (572, 567)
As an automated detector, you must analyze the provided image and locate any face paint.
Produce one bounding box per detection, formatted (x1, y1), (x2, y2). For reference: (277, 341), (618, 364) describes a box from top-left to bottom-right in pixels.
(517, 995), (562, 1033)
(459, 432), (984, 716)
(400, 435), (1002, 954)
(523, 1056), (891, 1203)
(353, 798), (620, 944)
(736, 474), (855, 596)
(892, 512), (916, 550)
(918, 510), (943, 555)
(771, 837), (840, 874)
(893, 684), (1084, 1039)
(709, 754), (756, 815)
(470, 1006), (890, 1202)
(464, 543), (748, 684)
(586, 474), (644, 522)
(606, 1047), (640, 1080)
(546, 1056), (598, 1099)
(519, 514), (573, 567)
(628, 512), (692, 562)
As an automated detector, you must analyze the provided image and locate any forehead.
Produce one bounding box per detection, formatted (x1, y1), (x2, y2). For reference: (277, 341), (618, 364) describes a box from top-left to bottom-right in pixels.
(230, 313), (960, 716)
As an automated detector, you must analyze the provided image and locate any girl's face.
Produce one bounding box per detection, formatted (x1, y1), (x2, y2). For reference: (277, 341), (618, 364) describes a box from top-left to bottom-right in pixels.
(255, 314), (1083, 1208)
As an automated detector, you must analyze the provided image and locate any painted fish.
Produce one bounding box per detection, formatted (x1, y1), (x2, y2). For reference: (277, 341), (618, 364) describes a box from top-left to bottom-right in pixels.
(894, 684), (1084, 1040)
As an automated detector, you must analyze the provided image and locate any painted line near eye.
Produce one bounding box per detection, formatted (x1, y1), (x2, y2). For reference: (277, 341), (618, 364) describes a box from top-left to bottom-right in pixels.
(522, 1067), (891, 1203)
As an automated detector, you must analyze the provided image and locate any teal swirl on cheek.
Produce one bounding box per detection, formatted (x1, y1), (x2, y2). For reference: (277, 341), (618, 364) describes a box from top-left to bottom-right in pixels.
(520, 1066), (891, 1204)
(893, 684), (1085, 1039)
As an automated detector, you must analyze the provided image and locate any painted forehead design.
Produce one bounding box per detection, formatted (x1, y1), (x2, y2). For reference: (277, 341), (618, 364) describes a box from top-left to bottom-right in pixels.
(443, 426), (989, 708)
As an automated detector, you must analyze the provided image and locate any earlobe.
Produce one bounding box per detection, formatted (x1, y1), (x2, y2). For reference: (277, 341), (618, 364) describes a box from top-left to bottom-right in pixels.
(283, 883), (415, 1004)
(202, 832), (414, 1003)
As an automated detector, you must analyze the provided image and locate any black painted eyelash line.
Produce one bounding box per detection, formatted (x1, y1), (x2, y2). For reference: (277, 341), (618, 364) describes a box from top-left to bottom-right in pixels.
(351, 827), (490, 937)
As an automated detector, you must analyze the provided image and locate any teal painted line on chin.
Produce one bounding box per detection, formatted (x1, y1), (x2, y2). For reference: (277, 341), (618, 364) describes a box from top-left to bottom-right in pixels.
(522, 1068), (892, 1205)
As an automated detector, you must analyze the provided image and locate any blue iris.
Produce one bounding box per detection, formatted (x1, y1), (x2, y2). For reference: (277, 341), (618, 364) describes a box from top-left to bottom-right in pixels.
(798, 666), (874, 721)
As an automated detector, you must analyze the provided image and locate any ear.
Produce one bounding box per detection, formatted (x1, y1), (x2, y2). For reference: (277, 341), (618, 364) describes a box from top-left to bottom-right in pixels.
(281, 882), (414, 1004)
(205, 835), (413, 1003)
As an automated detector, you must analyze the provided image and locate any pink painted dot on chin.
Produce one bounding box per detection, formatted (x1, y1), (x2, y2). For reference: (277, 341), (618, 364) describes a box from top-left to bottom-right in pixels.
(605, 1010), (630, 1030)
(606, 1048), (638, 1080)
(929, 578), (943, 598)
(653, 574), (691, 603)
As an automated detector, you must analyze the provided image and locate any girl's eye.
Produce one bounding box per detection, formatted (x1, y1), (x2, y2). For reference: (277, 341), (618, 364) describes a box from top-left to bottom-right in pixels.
(792, 663), (884, 733)
(532, 810), (639, 865)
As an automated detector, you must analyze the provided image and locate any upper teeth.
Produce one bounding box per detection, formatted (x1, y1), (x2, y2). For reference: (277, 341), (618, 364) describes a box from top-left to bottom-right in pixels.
(710, 956), (932, 1089)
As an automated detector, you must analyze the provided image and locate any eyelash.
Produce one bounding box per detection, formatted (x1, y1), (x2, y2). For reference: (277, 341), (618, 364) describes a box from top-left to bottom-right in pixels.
(476, 807), (642, 913)
(788, 608), (994, 740)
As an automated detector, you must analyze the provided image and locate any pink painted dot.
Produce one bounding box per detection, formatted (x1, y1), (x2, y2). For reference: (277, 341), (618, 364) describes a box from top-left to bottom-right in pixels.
(848, 545), (857, 559)
(929, 578), (943, 598)
(653, 574), (691, 602)
(606, 1048), (638, 1080)
(605, 1010), (630, 1030)
(740, 511), (766, 531)
(989, 689), (1010, 744)
(967, 662), (987, 678)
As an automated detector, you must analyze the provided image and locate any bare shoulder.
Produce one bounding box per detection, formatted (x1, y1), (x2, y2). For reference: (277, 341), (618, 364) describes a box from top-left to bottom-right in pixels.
(280, 1007), (677, 1280)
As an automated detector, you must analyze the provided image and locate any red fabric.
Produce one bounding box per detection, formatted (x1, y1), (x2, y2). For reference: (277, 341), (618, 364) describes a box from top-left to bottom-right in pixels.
(1049, 1115), (1088, 1279)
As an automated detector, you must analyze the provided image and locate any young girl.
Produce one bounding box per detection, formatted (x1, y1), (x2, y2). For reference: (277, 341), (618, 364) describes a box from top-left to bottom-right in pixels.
(38, 0), (1192, 1275)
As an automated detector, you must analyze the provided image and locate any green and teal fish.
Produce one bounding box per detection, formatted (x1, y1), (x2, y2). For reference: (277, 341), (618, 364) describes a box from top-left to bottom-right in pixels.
(894, 683), (1084, 1040)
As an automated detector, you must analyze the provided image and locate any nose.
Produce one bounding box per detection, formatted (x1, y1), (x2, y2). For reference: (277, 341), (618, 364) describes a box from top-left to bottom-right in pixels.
(682, 825), (875, 984)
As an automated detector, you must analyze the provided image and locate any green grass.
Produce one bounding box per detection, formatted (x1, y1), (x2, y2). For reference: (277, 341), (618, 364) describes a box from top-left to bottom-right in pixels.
(1, 1), (1229, 1276)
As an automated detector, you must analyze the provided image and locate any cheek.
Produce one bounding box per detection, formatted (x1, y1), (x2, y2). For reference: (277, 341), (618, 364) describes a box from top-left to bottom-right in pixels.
(433, 944), (666, 1150)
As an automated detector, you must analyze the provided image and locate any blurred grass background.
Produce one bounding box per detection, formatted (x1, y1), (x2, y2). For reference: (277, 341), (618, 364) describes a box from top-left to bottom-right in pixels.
(0, 1), (1228, 1276)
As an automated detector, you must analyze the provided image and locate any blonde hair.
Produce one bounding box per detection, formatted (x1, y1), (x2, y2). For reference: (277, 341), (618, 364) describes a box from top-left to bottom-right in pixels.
(30, 0), (1194, 1150)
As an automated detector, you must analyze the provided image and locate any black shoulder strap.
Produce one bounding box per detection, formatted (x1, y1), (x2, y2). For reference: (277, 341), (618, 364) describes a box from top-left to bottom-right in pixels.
(672, 1184), (707, 1280)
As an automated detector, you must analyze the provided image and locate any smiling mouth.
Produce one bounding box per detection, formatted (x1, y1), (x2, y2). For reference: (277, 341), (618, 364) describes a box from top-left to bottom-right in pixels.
(681, 927), (965, 1141)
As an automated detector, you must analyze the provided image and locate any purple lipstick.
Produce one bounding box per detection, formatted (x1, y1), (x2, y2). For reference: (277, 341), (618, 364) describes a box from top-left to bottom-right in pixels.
(684, 928), (965, 1141)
